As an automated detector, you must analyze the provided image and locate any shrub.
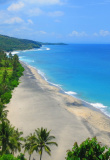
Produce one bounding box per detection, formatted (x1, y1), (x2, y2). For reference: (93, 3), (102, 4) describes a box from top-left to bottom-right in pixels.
(10, 79), (19, 88)
(0, 154), (20, 160)
(66, 137), (110, 160)
(1, 91), (12, 104)
(17, 153), (26, 160)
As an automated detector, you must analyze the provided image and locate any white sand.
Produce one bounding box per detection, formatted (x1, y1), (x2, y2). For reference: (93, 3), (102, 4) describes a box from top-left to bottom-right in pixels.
(7, 62), (110, 160)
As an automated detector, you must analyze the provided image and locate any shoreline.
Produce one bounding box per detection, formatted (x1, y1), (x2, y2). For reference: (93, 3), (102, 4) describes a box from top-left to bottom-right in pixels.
(7, 61), (110, 160)
(21, 61), (109, 118)
(21, 62), (110, 132)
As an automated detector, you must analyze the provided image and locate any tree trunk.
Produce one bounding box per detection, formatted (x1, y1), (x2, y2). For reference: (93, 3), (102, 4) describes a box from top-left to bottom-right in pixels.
(40, 154), (42, 160)
(29, 154), (31, 160)
(40, 148), (42, 160)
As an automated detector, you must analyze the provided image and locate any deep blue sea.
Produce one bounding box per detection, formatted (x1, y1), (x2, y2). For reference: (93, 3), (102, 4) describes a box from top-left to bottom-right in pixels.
(15, 44), (110, 116)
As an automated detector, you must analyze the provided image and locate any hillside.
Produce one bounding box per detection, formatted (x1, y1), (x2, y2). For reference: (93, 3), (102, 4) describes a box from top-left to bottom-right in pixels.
(0, 34), (42, 52)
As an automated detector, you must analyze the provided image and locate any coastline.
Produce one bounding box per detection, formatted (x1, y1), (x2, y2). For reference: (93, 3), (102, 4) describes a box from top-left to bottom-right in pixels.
(21, 61), (110, 131)
(7, 61), (110, 160)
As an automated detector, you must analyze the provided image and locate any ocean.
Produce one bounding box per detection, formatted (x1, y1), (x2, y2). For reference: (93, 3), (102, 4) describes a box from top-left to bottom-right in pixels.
(15, 44), (110, 116)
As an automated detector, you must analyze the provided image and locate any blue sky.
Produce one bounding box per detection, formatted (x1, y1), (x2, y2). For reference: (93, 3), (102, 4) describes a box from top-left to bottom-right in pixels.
(0, 0), (110, 43)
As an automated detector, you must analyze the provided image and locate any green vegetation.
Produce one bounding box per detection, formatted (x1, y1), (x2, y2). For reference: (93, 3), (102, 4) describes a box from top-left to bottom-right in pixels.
(0, 50), (25, 158)
(0, 45), (110, 160)
(0, 154), (20, 160)
(0, 49), (58, 160)
(0, 35), (42, 52)
(66, 137), (110, 160)
(0, 51), (24, 104)
(24, 127), (58, 160)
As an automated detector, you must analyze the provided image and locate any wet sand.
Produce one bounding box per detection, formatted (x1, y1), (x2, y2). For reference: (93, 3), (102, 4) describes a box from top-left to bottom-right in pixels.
(7, 62), (110, 160)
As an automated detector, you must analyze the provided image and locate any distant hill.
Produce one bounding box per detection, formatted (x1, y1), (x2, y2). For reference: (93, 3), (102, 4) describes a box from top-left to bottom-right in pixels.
(0, 34), (42, 52)
(0, 34), (66, 52)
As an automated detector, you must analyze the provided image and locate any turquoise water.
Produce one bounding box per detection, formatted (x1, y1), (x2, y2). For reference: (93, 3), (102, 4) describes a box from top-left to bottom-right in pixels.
(16, 44), (110, 116)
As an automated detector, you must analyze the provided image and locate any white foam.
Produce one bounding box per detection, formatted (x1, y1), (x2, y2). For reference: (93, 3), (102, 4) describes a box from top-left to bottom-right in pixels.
(65, 91), (77, 95)
(11, 51), (20, 54)
(90, 103), (107, 109)
(46, 48), (50, 50)
(20, 58), (34, 63)
(37, 70), (47, 81)
(37, 70), (62, 89)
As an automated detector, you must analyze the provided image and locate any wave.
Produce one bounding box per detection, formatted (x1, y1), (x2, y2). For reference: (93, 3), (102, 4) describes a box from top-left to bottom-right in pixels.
(19, 57), (34, 63)
(11, 51), (20, 54)
(37, 69), (62, 89)
(90, 102), (110, 117)
(37, 70), (47, 81)
(46, 48), (50, 50)
(20, 57), (110, 118)
(65, 91), (77, 96)
(90, 103), (107, 109)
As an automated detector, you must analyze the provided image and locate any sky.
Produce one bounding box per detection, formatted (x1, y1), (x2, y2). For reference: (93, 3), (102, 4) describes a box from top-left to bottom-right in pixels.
(0, 0), (110, 43)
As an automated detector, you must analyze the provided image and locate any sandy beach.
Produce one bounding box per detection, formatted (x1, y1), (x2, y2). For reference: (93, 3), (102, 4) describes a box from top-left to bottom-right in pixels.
(7, 62), (110, 160)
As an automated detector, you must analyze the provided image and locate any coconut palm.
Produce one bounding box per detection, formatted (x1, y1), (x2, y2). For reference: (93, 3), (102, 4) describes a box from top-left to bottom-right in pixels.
(9, 128), (24, 155)
(24, 133), (36, 160)
(2, 70), (8, 83)
(0, 121), (23, 155)
(33, 127), (58, 160)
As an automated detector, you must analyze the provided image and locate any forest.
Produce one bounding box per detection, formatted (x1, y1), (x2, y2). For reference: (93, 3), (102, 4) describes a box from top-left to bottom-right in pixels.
(0, 35), (42, 52)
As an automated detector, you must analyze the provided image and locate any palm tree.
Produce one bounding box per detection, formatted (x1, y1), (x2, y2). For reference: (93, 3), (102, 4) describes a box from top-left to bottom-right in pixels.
(9, 128), (24, 155)
(24, 133), (36, 160)
(2, 70), (8, 83)
(0, 101), (8, 122)
(34, 127), (58, 160)
(0, 121), (23, 155)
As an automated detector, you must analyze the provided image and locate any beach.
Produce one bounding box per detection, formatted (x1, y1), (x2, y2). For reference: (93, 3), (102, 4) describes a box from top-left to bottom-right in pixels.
(7, 62), (110, 160)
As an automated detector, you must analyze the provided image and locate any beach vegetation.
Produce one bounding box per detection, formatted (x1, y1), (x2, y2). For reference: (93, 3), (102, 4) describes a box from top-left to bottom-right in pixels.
(0, 121), (24, 155)
(0, 49), (58, 160)
(24, 127), (58, 160)
(24, 133), (36, 160)
(17, 153), (26, 160)
(0, 49), (25, 159)
(0, 154), (20, 160)
(0, 50), (24, 104)
(33, 127), (58, 160)
(66, 137), (110, 160)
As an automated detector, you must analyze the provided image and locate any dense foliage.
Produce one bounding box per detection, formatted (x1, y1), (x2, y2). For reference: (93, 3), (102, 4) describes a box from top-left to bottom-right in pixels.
(66, 137), (110, 160)
(0, 154), (20, 160)
(0, 50), (25, 159)
(0, 35), (42, 52)
(0, 51), (24, 104)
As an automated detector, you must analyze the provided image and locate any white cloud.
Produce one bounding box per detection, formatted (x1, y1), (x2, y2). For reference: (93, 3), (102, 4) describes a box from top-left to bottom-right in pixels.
(93, 30), (110, 37)
(27, 19), (33, 24)
(48, 11), (64, 17)
(29, 8), (43, 16)
(69, 31), (88, 37)
(99, 30), (110, 36)
(34, 30), (47, 35)
(8, 1), (24, 11)
(39, 31), (47, 34)
(93, 32), (98, 36)
(54, 19), (61, 23)
(4, 17), (24, 24)
(23, 0), (63, 5)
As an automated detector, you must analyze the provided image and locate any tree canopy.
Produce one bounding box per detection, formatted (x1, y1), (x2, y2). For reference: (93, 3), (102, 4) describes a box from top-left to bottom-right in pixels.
(0, 35), (42, 52)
